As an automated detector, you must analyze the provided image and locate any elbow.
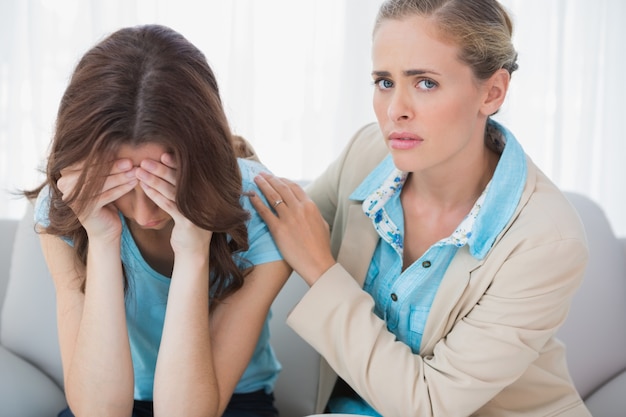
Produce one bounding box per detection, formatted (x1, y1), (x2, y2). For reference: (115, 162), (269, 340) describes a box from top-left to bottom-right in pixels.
(65, 385), (134, 417)
(66, 399), (134, 417)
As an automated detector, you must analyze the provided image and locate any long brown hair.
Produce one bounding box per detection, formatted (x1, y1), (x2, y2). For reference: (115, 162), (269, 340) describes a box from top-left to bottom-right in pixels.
(26, 24), (251, 302)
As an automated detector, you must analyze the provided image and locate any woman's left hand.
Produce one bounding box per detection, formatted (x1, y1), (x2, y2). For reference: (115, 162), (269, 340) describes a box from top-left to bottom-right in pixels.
(250, 172), (335, 286)
(136, 153), (212, 255)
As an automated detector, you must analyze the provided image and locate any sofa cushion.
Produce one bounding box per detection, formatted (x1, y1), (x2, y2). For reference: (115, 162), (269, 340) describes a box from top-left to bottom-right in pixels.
(0, 203), (64, 389)
(269, 273), (321, 416)
(584, 370), (626, 417)
(557, 192), (626, 398)
(0, 345), (66, 417)
(0, 218), (18, 333)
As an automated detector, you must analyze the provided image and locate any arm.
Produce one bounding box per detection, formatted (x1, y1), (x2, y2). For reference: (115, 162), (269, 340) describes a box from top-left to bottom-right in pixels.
(287, 232), (588, 416)
(209, 260), (291, 413)
(140, 154), (291, 417)
(42, 234), (134, 417)
(154, 243), (290, 416)
(41, 160), (139, 417)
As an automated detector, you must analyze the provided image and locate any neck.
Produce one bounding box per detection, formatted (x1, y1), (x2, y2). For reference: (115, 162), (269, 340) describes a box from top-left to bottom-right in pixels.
(404, 145), (499, 211)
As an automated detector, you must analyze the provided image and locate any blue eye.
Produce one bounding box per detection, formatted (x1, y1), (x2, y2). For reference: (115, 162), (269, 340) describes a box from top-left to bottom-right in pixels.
(417, 79), (437, 90)
(375, 79), (394, 90)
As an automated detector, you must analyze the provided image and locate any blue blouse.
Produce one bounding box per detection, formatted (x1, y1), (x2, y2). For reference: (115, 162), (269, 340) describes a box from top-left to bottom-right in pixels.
(329, 120), (528, 415)
(35, 158), (284, 400)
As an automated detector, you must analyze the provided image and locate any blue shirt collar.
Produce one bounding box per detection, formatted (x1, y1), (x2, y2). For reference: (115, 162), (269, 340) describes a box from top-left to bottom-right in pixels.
(349, 119), (527, 260)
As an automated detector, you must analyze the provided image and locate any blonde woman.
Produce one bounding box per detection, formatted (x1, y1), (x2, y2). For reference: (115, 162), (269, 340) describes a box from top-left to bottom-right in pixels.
(251, 0), (591, 415)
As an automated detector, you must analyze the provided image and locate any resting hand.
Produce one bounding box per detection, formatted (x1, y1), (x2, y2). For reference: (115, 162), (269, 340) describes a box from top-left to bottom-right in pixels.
(250, 172), (335, 286)
(136, 153), (212, 256)
(57, 159), (137, 242)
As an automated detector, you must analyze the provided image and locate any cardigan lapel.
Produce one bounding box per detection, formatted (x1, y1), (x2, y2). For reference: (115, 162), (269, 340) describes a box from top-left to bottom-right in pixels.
(419, 247), (481, 354)
(336, 204), (378, 287)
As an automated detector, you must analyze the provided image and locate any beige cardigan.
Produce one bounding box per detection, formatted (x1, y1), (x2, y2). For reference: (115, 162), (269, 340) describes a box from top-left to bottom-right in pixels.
(287, 123), (591, 416)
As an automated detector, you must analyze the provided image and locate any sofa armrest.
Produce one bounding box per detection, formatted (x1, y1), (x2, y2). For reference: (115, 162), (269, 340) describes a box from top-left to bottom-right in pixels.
(0, 218), (18, 328)
(0, 345), (66, 417)
(584, 369), (626, 417)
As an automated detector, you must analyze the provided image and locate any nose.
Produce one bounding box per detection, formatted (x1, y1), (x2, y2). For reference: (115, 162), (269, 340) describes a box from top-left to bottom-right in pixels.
(132, 185), (161, 226)
(387, 89), (414, 122)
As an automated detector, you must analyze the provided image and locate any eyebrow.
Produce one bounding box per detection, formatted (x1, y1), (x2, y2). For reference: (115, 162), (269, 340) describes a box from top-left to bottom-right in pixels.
(372, 69), (441, 77)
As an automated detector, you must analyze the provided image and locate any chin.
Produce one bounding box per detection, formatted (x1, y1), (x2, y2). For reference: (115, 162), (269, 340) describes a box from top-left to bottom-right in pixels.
(389, 153), (419, 173)
(138, 218), (172, 230)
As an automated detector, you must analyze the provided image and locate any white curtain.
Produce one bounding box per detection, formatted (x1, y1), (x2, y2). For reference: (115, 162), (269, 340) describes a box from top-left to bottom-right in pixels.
(1, 0), (625, 236)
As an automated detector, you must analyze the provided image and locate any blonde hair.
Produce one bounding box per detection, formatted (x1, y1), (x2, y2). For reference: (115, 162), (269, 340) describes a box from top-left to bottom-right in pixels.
(374, 0), (518, 80)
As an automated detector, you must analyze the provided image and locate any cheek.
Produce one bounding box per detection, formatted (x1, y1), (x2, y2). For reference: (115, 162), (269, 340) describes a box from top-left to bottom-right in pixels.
(429, 92), (478, 128)
(373, 92), (390, 119)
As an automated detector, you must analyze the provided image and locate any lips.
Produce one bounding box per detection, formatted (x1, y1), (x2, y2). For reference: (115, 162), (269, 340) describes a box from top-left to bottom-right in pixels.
(388, 131), (423, 150)
(389, 131), (422, 141)
(141, 218), (167, 228)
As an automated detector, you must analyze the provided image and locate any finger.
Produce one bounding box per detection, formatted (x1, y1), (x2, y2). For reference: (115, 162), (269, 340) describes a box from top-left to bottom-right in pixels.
(283, 178), (308, 201)
(261, 172), (304, 205)
(160, 152), (176, 169)
(254, 173), (297, 208)
(56, 173), (79, 199)
(58, 159), (133, 195)
(97, 177), (138, 207)
(140, 158), (177, 186)
(249, 192), (280, 228)
(110, 158), (134, 174)
(139, 181), (180, 219)
(137, 160), (176, 201)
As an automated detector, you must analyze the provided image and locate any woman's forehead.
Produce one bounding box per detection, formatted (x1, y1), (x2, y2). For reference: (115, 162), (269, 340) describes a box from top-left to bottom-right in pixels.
(115, 142), (168, 165)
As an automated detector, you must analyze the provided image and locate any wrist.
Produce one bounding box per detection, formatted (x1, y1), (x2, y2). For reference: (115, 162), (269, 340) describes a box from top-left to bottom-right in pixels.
(173, 250), (210, 269)
(87, 233), (122, 250)
(300, 257), (336, 287)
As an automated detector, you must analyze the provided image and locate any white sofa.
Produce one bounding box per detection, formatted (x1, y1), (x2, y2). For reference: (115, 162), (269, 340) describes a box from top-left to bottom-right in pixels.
(1, 191), (625, 417)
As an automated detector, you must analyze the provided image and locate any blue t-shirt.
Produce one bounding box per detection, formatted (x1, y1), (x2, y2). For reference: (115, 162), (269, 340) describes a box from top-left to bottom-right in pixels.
(35, 158), (283, 400)
(329, 120), (528, 415)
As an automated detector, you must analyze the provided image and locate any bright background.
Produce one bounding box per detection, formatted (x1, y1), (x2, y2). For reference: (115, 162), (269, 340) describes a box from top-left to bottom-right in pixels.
(1, 0), (625, 236)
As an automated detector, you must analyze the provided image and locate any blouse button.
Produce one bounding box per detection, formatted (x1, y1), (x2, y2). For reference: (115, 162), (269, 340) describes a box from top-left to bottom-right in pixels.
(422, 260), (432, 268)
(390, 293), (398, 302)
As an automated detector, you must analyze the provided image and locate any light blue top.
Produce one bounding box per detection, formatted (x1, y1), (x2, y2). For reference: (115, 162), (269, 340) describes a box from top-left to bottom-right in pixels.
(328, 120), (528, 415)
(35, 158), (283, 401)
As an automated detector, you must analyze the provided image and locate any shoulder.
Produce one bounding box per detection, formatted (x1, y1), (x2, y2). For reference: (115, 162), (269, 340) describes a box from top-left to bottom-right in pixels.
(33, 185), (52, 228)
(504, 160), (587, 253)
(237, 158), (270, 188)
(236, 158), (271, 217)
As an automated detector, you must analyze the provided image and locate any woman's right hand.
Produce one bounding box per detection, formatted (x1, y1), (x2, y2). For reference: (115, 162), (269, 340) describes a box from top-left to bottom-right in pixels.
(57, 159), (138, 241)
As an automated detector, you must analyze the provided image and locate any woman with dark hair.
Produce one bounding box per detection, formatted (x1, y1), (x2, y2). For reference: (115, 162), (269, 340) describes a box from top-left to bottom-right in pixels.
(26, 24), (290, 417)
(252, 0), (591, 415)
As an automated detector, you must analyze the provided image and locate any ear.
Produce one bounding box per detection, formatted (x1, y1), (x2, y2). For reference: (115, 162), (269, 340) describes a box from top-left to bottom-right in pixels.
(481, 68), (510, 116)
